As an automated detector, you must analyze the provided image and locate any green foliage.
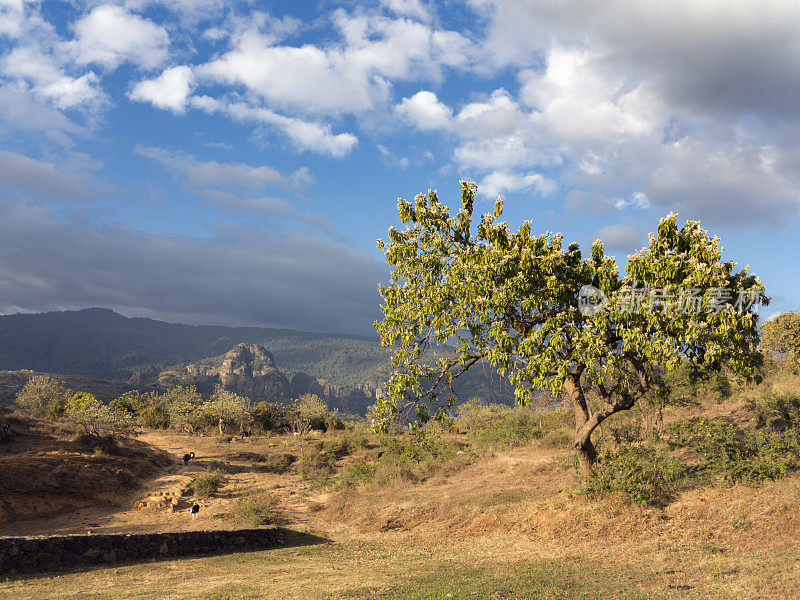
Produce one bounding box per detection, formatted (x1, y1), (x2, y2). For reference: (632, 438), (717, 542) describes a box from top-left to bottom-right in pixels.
(234, 494), (278, 527)
(743, 373), (800, 428)
(204, 386), (253, 433)
(14, 375), (70, 418)
(192, 468), (224, 498)
(163, 386), (206, 433)
(669, 417), (800, 484)
(374, 181), (766, 472)
(288, 394), (342, 433)
(455, 401), (571, 449)
(761, 312), (800, 370)
(109, 390), (145, 420)
(251, 401), (289, 432)
(138, 401), (170, 429)
(582, 445), (686, 505)
(65, 391), (134, 439)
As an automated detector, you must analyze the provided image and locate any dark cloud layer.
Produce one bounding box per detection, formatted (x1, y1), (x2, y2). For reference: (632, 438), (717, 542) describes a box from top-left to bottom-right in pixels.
(0, 202), (385, 335)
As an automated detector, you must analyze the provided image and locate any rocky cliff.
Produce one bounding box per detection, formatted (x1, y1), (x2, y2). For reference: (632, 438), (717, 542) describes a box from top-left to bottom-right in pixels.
(157, 343), (363, 409)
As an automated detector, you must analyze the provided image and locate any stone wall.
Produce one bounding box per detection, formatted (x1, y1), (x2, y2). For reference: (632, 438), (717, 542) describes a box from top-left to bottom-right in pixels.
(0, 527), (286, 574)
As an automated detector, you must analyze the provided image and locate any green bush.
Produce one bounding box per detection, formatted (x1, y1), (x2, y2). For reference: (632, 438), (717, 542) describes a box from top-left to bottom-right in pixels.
(582, 445), (686, 505)
(14, 375), (70, 418)
(138, 403), (170, 429)
(288, 394), (341, 433)
(669, 417), (800, 484)
(251, 402), (289, 432)
(109, 391), (144, 420)
(192, 469), (225, 497)
(234, 495), (277, 527)
(456, 402), (570, 449)
(335, 462), (377, 488)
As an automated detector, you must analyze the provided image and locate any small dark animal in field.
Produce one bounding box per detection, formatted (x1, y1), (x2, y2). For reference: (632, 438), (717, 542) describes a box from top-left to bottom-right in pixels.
(189, 503), (200, 521)
(0, 423), (12, 445)
(449, 426), (461, 434)
(183, 452), (195, 465)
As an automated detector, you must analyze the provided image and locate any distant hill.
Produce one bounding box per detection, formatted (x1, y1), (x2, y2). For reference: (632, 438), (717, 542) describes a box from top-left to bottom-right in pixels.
(0, 308), (521, 414)
(0, 308), (389, 390)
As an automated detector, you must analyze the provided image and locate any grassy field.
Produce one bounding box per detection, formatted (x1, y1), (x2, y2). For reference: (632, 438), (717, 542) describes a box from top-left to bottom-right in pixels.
(3, 374), (800, 599)
(2, 533), (778, 600)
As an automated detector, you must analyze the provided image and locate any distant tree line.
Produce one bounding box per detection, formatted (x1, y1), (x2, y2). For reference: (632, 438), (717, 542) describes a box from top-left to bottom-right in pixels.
(13, 375), (345, 443)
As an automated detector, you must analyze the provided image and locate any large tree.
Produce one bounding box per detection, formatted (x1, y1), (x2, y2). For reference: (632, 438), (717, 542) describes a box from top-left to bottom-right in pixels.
(374, 182), (767, 474)
(761, 312), (800, 370)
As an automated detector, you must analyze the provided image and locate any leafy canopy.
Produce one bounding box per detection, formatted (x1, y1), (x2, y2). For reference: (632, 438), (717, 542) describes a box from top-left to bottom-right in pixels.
(761, 312), (800, 369)
(374, 182), (766, 427)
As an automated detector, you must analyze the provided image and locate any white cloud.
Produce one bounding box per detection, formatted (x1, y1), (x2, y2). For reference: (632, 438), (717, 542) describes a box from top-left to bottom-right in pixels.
(1, 46), (103, 109)
(381, 0), (431, 21)
(478, 170), (555, 199)
(190, 96), (358, 158)
(197, 12), (475, 118)
(71, 5), (169, 70)
(377, 144), (411, 169)
(395, 90), (452, 130)
(129, 65), (193, 113)
(135, 145), (312, 192)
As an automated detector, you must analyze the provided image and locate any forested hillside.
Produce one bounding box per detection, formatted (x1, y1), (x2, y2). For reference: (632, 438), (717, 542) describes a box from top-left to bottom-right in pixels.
(0, 308), (389, 389)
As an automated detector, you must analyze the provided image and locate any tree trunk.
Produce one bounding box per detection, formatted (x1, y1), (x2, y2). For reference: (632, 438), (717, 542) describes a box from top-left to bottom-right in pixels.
(564, 373), (597, 476)
(218, 418), (224, 435)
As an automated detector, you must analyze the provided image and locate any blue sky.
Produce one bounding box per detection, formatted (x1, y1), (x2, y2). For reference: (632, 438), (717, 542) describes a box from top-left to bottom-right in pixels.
(0, 0), (798, 335)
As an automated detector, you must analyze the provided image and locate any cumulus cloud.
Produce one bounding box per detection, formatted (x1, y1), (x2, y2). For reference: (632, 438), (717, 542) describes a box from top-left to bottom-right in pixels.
(0, 85), (86, 146)
(197, 12), (475, 117)
(190, 96), (358, 157)
(478, 170), (555, 199)
(395, 90), (452, 130)
(129, 65), (194, 113)
(0, 201), (384, 335)
(70, 5), (169, 70)
(459, 0), (800, 224)
(1, 46), (103, 109)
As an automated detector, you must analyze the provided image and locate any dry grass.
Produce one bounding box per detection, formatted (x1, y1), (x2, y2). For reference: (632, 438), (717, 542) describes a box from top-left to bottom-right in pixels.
(4, 394), (800, 598)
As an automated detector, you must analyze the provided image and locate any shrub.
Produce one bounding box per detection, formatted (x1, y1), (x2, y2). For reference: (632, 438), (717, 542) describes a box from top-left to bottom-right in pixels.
(582, 444), (686, 505)
(138, 403), (170, 429)
(335, 462), (377, 488)
(14, 375), (69, 418)
(65, 392), (134, 440)
(288, 394), (338, 433)
(74, 431), (117, 452)
(456, 402), (570, 449)
(669, 417), (800, 485)
(109, 391), (145, 421)
(251, 402), (289, 432)
(234, 494), (278, 527)
(192, 469), (224, 498)
(252, 453), (296, 474)
(163, 386), (207, 433)
(203, 386), (253, 434)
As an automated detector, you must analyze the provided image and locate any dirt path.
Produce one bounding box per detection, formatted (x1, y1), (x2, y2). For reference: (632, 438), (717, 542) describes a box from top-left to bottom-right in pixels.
(2, 430), (329, 536)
